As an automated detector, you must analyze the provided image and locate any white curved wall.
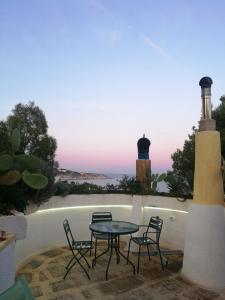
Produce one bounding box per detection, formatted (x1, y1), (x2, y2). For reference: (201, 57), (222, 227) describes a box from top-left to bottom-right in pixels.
(143, 196), (189, 249)
(15, 194), (190, 268)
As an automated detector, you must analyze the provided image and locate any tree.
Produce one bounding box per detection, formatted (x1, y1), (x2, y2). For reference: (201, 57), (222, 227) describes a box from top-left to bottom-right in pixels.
(0, 102), (57, 213)
(212, 96), (225, 158)
(165, 96), (225, 197)
(7, 102), (56, 164)
(0, 121), (11, 153)
(0, 128), (48, 214)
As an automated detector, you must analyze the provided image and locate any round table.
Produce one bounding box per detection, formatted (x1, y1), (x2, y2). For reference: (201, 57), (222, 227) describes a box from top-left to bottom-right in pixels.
(89, 221), (139, 280)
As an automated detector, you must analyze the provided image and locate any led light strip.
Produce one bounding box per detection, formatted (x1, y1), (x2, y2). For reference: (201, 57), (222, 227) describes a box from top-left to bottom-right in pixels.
(36, 205), (132, 213)
(36, 205), (188, 214)
(144, 206), (188, 213)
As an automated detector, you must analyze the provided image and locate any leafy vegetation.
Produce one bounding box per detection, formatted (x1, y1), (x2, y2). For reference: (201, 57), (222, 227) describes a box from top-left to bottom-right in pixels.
(150, 173), (167, 193)
(165, 95), (225, 198)
(54, 173), (167, 197)
(0, 102), (57, 214)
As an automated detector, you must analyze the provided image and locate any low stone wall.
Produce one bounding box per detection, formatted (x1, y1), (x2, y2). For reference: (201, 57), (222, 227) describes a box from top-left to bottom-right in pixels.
(15, 194), (190, 268)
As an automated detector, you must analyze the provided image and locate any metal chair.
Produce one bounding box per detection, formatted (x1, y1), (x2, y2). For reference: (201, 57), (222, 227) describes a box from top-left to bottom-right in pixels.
(127, 216), (164, 273)
(0, 276), (34, 300)
(63, 219), (93, 280)
(90, 212), (112, 258)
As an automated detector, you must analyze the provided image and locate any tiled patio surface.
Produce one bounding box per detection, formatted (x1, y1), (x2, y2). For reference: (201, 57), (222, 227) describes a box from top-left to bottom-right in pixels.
(17, 242), (225, 300)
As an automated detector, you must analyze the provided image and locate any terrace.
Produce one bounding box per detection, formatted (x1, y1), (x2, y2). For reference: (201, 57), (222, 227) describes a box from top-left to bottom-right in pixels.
(17, 244), (217, 300)
(6, 194), (225, 299)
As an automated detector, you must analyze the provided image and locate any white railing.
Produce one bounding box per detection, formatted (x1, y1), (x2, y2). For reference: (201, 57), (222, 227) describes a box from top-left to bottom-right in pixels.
(15, 194), (191, 268)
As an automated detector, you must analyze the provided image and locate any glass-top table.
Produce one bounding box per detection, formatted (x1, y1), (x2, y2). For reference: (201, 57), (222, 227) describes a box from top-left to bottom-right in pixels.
(89, 221), (139, 280)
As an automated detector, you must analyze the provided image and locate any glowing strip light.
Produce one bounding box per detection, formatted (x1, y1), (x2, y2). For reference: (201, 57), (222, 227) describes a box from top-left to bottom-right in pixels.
(36, 205), (132, 213)
(144, 206), (188, 214)
(36, 205), (188, 214)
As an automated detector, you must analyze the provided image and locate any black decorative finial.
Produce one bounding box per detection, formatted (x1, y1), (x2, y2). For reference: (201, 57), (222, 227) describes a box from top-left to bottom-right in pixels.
(137, 135), (151, 159)
(198, 76), (216, 130)
(199, 76), (213, 88)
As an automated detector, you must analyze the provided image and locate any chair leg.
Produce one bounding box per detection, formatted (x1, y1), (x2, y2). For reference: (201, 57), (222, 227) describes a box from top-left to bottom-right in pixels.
(147, 244), (151, 261)
(157, 244), (164, 270)
(78, 249), (90, 268)
(137, 245), (141, 273)
(64, 252), (91, 280)
(127, 238), (132, 264)
(66, 255), (75, 270)
(115, 236), (120, 264)
(94, 238), (98, 260)
(90, 234), (93, 256)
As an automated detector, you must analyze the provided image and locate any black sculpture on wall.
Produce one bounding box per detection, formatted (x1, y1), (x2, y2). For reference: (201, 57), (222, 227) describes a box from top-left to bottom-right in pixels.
(137, 134), (151, 159)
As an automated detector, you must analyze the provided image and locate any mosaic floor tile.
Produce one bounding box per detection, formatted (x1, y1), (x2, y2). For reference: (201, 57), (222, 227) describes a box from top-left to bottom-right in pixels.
(16, 245), (225, 300)
(42, 249), (64, 258)
(182, 287), (220, 300)
(23, 259), (44, 270)
(31, 285), (43, 298)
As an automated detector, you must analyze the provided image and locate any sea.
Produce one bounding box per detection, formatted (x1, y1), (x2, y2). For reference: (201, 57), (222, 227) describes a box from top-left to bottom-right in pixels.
(71, 173), (168, 193)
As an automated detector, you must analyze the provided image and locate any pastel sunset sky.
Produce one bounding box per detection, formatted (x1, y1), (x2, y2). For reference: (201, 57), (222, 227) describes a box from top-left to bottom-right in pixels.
(1, 0), (225, 174)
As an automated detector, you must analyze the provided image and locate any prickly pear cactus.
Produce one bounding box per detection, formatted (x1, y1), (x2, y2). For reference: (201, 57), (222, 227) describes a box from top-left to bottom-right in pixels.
(0, 128), (48, 189)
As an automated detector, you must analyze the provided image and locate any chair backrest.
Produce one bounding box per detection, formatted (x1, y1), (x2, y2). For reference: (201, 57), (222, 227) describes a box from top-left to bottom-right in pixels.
(0, 276), (34, 300)
(147, 216), (163, 242)
(63, 219), (75, 251)
(92, 212), (112, 223)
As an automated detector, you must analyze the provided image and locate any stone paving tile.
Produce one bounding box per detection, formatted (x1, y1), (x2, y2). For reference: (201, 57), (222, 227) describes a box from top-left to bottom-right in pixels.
(175, 275), (192, 286)
(139, 265), (172, 280)
(48, 265), (67, 278)
(23, 259), (44, 269)
(48, 292), (84, 300)
(61, 254), (74, 265)
(49, 258), (61, 264)
(31, 285), (43, 298)
(81, 286), (113, 300)
(17, 246), (225, 300)
(39, 271), (49, 281)
(88, 268), (118, 282)
(151, 277), (192, 295)
(182, 287), (220, 300)
(119, 287), (158, 300)
(50, 277), (87, 292)
(119, 277), (189, 300)
(97, 275), (144, 295)
(42, 249), (64, 258)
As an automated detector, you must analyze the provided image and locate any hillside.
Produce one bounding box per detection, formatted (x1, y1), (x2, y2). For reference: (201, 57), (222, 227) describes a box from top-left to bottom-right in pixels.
(56, 168), (109, 181)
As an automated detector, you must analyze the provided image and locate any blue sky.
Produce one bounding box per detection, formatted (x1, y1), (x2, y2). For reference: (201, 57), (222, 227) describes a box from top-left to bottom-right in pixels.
(1, 0), (225, 173)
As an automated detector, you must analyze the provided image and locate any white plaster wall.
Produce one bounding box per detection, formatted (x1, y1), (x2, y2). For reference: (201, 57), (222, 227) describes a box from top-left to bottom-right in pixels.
(15, 194), (191, 268)
(182, 204), (225, 289)
(143, 196), (190, 250)
(0, 240), (16, 293)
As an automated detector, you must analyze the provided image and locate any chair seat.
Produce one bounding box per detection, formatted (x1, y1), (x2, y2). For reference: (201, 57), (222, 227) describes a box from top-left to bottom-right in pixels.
(92, 232), (109, 240)
(73, 240), (93, 250)
(131, 236), (155, 245)
(127, 216), (164, 273)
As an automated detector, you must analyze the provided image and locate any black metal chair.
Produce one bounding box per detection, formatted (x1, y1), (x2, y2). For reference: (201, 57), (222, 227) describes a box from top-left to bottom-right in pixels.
(127, 216), (164, 273)
(90, 212), (112, 258)
(63, 219), (93, 280)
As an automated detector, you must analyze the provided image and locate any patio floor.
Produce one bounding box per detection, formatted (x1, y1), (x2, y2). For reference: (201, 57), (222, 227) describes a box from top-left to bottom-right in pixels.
(17, 242), (225, 300)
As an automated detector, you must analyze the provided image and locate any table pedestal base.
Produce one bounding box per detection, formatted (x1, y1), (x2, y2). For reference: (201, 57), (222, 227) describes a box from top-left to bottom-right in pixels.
(92, 235), (135, 280)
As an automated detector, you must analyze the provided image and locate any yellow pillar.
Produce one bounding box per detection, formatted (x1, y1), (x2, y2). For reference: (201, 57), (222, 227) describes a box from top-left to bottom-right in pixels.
(182, 128), (225, 289)
(193, 131), (224, 206)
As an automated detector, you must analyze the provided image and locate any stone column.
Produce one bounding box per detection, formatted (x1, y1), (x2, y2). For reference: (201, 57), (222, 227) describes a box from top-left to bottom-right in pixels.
(136, 159), (151, 189)
(136, 134), (151, 191)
